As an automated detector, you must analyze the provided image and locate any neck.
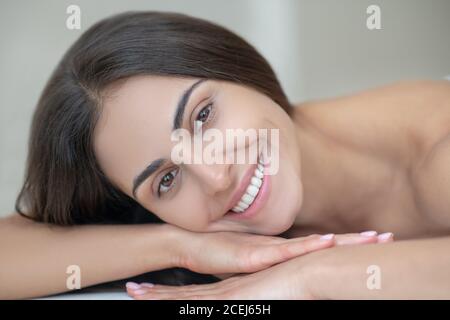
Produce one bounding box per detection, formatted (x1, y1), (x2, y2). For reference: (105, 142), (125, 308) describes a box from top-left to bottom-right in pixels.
(291, 104), (391, 234)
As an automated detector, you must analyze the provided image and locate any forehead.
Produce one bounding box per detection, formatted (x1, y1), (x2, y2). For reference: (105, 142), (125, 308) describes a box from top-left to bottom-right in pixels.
(93, 75), (195, 193)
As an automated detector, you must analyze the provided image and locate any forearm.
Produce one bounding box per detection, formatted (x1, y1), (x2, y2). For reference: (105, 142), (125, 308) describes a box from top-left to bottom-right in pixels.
(301, 236), (450, 299)
(0, 214), (180, 299)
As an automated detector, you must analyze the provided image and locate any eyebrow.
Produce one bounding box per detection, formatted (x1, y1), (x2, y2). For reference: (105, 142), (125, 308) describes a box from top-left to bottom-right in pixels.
(132, 78), (207, 198)
(172, 78), (208, 130)
(132, 158), (165, 198)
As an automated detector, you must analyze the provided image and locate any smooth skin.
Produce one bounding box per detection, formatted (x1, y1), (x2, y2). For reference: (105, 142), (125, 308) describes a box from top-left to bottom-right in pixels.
(0, 214), (383, 299)
(0, 73), (390, 299)
(125, 79), (450, 299)
(1, 79), (448, 299)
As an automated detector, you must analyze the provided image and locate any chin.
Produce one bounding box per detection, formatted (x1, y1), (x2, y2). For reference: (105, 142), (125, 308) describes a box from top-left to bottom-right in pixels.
(255, 165), (304, 236)
(257, 197), (302, 236)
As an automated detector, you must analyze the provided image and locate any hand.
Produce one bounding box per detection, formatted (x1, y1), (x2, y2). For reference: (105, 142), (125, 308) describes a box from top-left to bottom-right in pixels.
(168, 225), (392, 277)
(172, 230), (388, 275)
(127, 259), (306, 300)
(127, 232), (394, 300)
(128, 238), (364, 300)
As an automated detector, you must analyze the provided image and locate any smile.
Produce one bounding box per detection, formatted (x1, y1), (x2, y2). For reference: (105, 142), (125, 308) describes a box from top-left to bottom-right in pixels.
(231, 159), (265, 213)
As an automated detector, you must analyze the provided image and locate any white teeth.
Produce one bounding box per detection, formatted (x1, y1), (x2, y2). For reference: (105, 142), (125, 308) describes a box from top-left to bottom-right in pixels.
(254, 168), (263, 179)
(251, 176), (262, 188)
(246, 185), (259, 197)
(232, 200), (250, 212)
(231, 163), (265, 213)
(241, 194), (254, 204)
(238, 201), (249, 209)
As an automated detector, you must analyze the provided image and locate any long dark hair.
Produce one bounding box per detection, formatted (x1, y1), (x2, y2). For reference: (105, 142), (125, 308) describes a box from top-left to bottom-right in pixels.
(15, 11), (293, 286)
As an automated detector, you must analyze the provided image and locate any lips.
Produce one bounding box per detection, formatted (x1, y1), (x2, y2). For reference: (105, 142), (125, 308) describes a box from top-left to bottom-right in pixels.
(225, 163), (258, 213)
(231, 160), (265, 212)
(224, 153), (270, 219)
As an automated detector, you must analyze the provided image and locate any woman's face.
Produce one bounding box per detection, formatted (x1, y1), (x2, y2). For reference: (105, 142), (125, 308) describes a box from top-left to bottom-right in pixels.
(94, 75), (304, 235)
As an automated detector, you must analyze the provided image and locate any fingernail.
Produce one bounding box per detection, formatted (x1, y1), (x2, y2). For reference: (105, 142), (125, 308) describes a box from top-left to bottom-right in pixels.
(320, 233), (335, 241)
(126, 282), (141, 290)
(141, 282), (155, 288)
(378, 232), (394, 240)
(360, 231), (378, 237)
(133, 289), (147, 295)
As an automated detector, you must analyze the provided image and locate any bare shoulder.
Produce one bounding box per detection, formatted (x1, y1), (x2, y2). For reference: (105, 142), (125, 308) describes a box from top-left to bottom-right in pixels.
(0, 212), (34, 227)
(344, 79), (450, 100)
(350, 80), (450, 156)
(347, 80), (450, 232)
(410, 133), (450, 231)
(294, 79), (450, 107)
(294, 80), (450, 234)
(383, 80), (450, 231)
(365, 79), (450, 144)
(294, 80), (450, 165)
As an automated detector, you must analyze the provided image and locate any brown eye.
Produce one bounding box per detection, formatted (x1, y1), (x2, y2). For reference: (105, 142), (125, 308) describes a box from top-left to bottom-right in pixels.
(161, 173), (174, 186)
(158, 168), (178, 195)
(196, 103), (212, 123)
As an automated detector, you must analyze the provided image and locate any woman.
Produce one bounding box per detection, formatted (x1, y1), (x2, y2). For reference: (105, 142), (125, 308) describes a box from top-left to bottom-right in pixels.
(1, 11), (449, 300)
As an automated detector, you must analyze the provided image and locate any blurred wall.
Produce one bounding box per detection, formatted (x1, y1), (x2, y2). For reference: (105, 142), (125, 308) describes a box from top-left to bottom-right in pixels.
(1, 0), (449, 217)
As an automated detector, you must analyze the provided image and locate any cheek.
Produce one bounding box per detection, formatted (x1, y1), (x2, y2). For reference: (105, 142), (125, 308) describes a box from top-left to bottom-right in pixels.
(219, 96), (267, 128)
(151, 194), (211, 232)
(258, 139), (303, 232)
(218, 109), (256, 131)
(264, 158), (303, 234)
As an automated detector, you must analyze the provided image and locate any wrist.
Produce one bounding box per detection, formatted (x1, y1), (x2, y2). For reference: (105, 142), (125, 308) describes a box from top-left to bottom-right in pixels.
(154, 223), (193, 269)
(137, 223), (187, 271)
(295, 249), (337, 300)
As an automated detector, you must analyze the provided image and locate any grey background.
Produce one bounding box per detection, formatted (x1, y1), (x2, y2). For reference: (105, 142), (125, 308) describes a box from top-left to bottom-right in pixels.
(1, 0), (449, 217)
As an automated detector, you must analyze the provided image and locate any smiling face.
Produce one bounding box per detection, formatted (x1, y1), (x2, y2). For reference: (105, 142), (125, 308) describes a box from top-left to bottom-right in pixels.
(94, 75), (304, 235)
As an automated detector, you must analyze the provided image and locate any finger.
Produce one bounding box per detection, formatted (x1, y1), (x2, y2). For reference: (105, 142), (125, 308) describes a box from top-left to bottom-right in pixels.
(334, 231), (380, 245)
(134, 291), (212, 300)
(146, 283), (211, 294)
(126, 282), (164, 298)
(140, 282), (157, 288)
(134, 292), (161, 300)
(127, 283), (201, 296)
(268, 233), (320, 245)
(131, 284), (221, 300)
(127, 286), (151, 298)
(252, 234), (336, 268)
(136, 279), (234, 295)
(377, 232), (394, 243)
(125, 282), (144, 297)
(132, 276), (244, 297)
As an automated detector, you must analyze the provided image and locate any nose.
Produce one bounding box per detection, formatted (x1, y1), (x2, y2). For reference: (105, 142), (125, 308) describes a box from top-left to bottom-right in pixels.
(187, 163), (232, 195)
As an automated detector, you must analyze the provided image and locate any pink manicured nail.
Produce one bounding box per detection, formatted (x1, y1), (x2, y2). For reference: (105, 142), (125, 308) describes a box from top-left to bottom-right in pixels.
(133, 289), (147, 295)
(141, 282), (155, 288)
(126, 282), (141, 290)
(378, 232), (394, 241)
(360, 231), (377, 237)
(320, 233), (335, 241)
